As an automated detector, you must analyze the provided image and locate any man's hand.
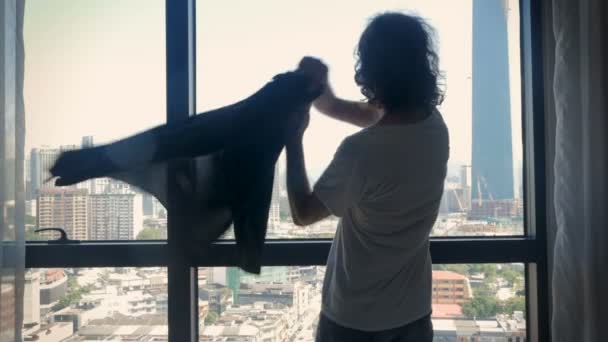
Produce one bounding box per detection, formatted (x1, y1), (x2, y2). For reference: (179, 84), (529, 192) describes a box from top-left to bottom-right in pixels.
(297, 56), (329, 92)
(299, 57), (382, 128)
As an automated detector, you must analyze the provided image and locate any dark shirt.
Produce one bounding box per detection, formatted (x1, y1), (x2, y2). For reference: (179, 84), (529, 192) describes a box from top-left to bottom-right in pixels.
(50, 71), (319, 273)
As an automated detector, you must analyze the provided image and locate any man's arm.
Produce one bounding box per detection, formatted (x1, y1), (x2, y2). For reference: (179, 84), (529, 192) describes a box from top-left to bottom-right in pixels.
(298, 57), (382, 128)
(285, 138), (330, 226)
(313, 84), (383, 128)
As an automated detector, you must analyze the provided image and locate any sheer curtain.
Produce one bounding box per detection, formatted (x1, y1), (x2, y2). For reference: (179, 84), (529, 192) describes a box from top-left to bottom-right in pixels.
(551, 0), (608, 341)
(0, 0), (26, 341)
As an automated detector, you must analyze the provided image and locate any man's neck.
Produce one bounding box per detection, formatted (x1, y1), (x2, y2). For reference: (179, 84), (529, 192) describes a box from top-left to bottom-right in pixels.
(375, 107), (432, 126)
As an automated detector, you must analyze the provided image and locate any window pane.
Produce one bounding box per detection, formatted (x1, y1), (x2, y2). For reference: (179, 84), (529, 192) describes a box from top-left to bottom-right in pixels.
(197, 0), (523, 239)
(23, 267), (168, 340)
(198, 264), (526, 340)
(24, 1), (167, 241)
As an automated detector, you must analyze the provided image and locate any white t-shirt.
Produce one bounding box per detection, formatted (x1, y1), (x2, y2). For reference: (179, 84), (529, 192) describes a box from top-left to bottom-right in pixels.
(313, 110), (449, 331)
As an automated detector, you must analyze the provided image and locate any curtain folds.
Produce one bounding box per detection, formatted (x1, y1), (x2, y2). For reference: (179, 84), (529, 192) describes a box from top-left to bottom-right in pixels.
(551, 0), (608, 340)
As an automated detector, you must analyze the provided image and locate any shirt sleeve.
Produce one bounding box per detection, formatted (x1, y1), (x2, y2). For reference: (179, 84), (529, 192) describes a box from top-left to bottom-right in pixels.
(313, 138), (364, 217)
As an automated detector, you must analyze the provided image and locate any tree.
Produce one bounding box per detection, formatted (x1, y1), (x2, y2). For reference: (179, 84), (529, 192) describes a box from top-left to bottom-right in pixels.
(503, 296), (526, 316)
(137, 227), (166, 240)
(433, 264), (470, 275)
(25, 215), (36, 225)
(51, 283), (93, 312)
(462, 296), (502, 319)
(25, 227), (45, 241)
(469, 264), (498, 279)
(499, 267), (521, 286)
(204, 311), (219, 325)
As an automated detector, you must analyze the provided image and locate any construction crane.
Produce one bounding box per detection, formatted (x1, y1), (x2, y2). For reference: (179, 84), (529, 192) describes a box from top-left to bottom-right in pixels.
(476, 175), (483, 206)
(475, 175), (495, 207)
(481, 175), (494, 201)
(449, 188), (465, 212)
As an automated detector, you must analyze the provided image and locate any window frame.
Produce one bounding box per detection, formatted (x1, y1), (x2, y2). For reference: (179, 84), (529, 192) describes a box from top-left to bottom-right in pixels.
(21, 0), (550, 341)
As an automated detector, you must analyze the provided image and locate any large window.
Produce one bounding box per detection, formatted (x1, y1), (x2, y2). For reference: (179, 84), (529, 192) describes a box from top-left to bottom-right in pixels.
(23, 267), (167, 341)
(197, 265), (525, 341)
(20, 1), (549, 341)
(23, 0), (167, 241)
(197, 0), (524, 239)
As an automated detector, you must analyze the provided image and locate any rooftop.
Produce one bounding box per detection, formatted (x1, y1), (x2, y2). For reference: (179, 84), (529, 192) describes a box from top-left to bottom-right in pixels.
(433, 270), (468, 281)
(432, 303), (464, 318)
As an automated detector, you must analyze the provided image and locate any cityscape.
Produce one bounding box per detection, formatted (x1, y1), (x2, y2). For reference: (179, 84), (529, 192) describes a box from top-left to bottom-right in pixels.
(21, 263), (526, 342)
(19, 0), (527, 341)
(21, 131), (526, 341)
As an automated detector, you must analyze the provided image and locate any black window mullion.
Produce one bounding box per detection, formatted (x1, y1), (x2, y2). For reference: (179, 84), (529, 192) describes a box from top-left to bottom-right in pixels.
(520, 0), (550, 341)
(23, 238), (538, 268)
(165, 0), (198, 341)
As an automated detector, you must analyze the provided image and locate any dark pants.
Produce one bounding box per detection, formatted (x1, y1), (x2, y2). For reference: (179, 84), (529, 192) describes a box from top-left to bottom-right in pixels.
(315, 313), (433, 342)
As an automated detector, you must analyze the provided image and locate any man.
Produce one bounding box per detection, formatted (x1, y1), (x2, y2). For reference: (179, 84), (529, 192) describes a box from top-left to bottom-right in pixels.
(287, 13), (449, 342)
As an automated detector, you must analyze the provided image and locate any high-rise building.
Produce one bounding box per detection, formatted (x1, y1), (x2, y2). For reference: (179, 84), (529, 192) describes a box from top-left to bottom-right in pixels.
(37, 188), (89, 240)
(30, 147), (58, 195)
(240, 266), (288, 285)
(142, 193), (165, 218)
(459, 165), (472, 211)
(293, 282), (313, 317)
(89, 190), (143, 240)
(25, 157), (34, 200)
(39, 269), (68, 315)
(77, 176), (133, 195)
(227, 268), (241, 303)
(469, 198), (520, 220)
(23, 270), (41, 326)
(81, 135), (94, 148)
(432, 271), (473, 305)
(268, 166), (281, 231)
(471, 0), (514, 200)
(208, 267), (227, 286)
(0, 284), (16, 338)
(30, 145), (78, 195)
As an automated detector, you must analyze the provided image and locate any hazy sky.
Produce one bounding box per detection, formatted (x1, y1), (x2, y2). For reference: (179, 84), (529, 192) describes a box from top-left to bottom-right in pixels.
(24, 0), (521, 177)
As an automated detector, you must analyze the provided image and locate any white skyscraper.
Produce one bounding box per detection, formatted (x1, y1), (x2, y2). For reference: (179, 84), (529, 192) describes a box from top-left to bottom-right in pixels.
(81, 135), (94, 148)
(23, 270), (40, 325)
(89, 189), (142, 240)
(37, 187), (89, 240)
(30, 145), (78, 194)
(459, 165), (472, 211)
(268, 165), (281, 232)
(208, 267), (228, 286)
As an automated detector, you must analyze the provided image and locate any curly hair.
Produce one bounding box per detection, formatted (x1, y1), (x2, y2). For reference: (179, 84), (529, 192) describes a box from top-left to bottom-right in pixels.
(355, 12), (444, 113)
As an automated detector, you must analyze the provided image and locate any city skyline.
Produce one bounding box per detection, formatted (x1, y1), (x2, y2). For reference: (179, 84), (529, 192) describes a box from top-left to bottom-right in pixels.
(25, 132), (524, 242)
(24, 0), (523, 176)
(15, 2), (532, 340)
(22, 265), (527, 341)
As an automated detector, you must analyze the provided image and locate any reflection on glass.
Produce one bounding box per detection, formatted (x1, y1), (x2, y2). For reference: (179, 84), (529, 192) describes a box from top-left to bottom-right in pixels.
(23, 267), (168, 340)
(198, 264), (526, 341)
(24, 1), (167, 241)
(198, 0), (523, 239)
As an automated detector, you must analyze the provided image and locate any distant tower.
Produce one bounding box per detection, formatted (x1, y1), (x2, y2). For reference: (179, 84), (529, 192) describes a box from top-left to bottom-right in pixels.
(37, 188), (89, 240)
(30, 148), (58, 193)
(471, 0), (514, 200)
(268, 165), (281, 231)
(30, 145), (78, 194)
(89, 190), (142, 240)
(81, 135), (94, 148)
(208, 267), (241, 303)
(23, 270), (41, 326)
(227, 267), (241, 304)
(459, 165), (472, 210)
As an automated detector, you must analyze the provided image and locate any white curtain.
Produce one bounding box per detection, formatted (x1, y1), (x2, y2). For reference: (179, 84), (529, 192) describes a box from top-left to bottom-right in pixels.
(551, 0), (608, 341)
(0, 0), (26, 341)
